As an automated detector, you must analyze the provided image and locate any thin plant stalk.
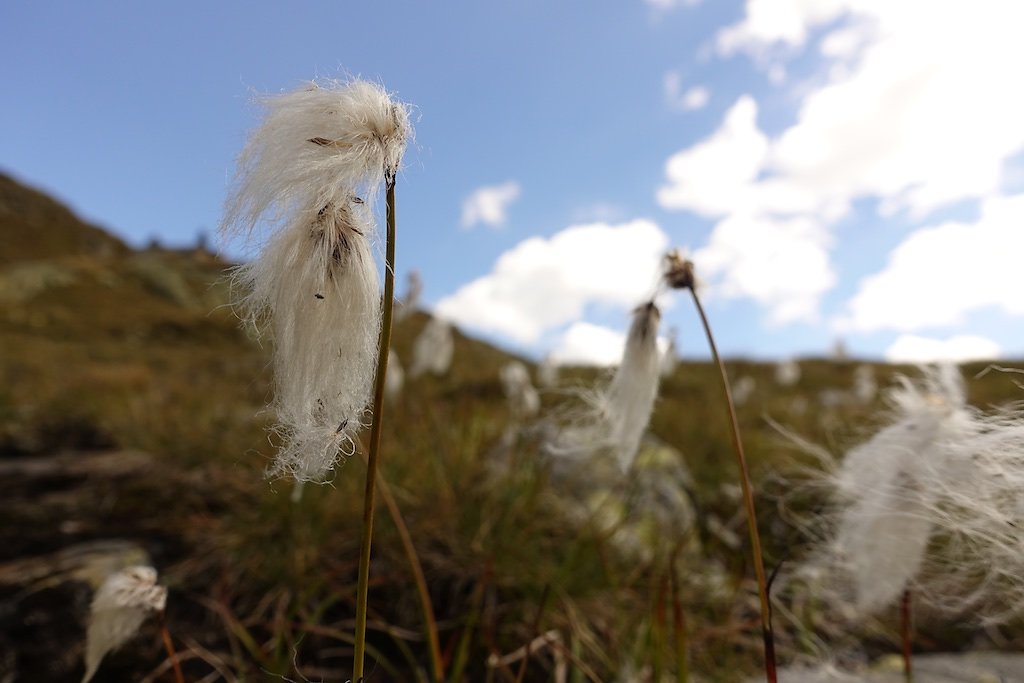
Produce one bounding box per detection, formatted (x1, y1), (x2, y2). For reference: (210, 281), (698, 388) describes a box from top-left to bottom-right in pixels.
(688, 288), (777, 683)
(159, 616), (186, 683)
(352, 176), (398, 681)
(670, 560), (689, 683)
(373, 461), (445, 682)
(901, 589), (914, 683)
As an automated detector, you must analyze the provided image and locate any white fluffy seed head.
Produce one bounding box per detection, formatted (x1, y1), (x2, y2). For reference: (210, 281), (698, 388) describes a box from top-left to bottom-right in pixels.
(82, 566), (167, 683)
(852, 363), (877, 404)
(775, 358), (801, 386)
(221, 79), (411, 483)
(536, 353), (559, 388)
(500, 361), (540, 417)
(410, 316), (454, 378)
(548, 302), (663, 473)
(223, 79), (412, 245)
(604, 302), (662, 470)
(826, 364), (978, 613)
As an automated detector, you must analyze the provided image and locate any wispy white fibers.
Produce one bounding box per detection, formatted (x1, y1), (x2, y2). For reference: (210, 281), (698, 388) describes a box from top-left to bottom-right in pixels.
(922, 389), (1024, 620)
(550, 302), (662, 473)
(825, 364), (977, 614)
(410, 316), (454, 378)
(82, 566), (167, 683)
(221, 79), (411, 482)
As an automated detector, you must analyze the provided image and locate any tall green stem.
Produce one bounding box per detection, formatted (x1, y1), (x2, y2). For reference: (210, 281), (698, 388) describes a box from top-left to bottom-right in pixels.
(353, 177), (397, 680)
(688, 289), (777, 683)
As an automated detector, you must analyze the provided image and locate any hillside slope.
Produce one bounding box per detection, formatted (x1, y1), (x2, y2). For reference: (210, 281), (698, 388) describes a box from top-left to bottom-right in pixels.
(1, 175), (1023, 682)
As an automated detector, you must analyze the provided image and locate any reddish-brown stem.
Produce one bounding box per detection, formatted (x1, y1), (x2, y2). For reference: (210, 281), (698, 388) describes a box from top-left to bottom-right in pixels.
(160, 615), (186, 683)
(689, 288), (777, 683)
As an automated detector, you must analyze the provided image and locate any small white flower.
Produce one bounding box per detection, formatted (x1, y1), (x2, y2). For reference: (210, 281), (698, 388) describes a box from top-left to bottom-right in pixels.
(82, 566), (167, 683)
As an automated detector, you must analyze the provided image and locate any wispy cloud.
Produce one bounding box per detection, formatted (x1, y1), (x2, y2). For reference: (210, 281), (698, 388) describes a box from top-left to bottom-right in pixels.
(663, 71), (710, 111)
(836, 194), (1024, 334)
(460, 181), (521, 229)
(645, 0), (701, 12)
(435, 220), (668, 344)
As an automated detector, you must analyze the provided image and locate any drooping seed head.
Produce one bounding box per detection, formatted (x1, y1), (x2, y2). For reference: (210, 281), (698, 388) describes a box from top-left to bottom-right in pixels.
(221, 79), (412, 482)
(82, 566), (167, 683)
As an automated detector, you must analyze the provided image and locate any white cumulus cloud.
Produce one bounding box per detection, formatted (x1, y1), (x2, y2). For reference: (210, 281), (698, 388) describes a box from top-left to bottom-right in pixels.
(461, 181), (521, 229)
(885, 334), (1002, 364)
(695, 214), (835, 324)
(435, 220), (669, 344)
(716, 0), (849, 55)
(660, 2), (1024, 326)
(657, 96), (768, 216)
(552, 322), (627, 366)
(838, 194), (1024, 334)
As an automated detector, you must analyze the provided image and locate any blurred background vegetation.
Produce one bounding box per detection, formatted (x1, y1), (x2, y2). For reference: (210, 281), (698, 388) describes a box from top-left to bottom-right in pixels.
(2, 172), (1022, 682)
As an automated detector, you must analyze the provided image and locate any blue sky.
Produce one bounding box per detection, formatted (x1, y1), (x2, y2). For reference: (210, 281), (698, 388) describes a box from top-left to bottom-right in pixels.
(3, 1), (1023, 364)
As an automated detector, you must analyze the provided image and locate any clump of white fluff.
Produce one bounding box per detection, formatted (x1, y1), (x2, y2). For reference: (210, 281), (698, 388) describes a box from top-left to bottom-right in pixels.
(82, 565), (167, 683)
(500, 361), (540, 418)
(852, 364), (877, 404)
(822, 365), (978, 614)
(221, 79), (411, 482)
(775, 358), (801, 386)
(536, 353), (559, 388)
(732, 375), (757, 406)
(410, 316), (454, 378)
(549, 302), (662, 473)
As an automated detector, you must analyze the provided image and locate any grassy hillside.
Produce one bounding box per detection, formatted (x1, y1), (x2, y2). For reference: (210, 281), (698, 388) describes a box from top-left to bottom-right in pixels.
(1, 173), (1022, 682)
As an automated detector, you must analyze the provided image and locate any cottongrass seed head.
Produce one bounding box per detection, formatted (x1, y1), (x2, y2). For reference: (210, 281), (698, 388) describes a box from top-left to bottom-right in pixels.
(221, 79), (411, 482)
(82, 565), (167, 683)
(410, 316), (454, 379)
(817, 364), (982, 614)
(549, 302), (663, 474)
(500, 360), (540, 418)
